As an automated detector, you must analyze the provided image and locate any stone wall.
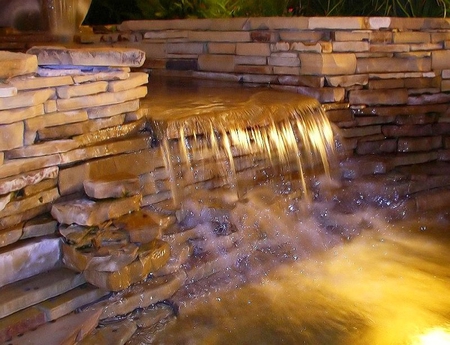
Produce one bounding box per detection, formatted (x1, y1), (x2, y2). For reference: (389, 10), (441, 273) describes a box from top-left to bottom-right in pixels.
(81, 17), (450, 170)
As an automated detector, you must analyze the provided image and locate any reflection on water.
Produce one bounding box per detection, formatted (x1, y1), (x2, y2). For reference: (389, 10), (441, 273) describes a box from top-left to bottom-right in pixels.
(151, 211), (450, 345)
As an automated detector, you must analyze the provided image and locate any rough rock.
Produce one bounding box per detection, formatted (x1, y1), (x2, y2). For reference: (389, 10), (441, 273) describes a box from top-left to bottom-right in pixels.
(0, 51), (38, 79)
(83, 173), (141, 199)
(51, 195), (142, 226)
(27, 46), (146, 67)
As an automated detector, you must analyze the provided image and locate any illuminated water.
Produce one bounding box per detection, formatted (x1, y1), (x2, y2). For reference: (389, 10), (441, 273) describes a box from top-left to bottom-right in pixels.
(137, 75), (450, 345)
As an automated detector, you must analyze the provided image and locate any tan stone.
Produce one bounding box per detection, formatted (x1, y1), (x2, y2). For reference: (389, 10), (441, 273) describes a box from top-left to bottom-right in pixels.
(368, 78), (404, 89)
(0, 236), (61, 289)
(56, 86), (147, 111)
(78, 319), (137, 345)
(73, 70), (131, 84)
(86, 99), (140, 119)
(0, 187), (59, 219)
(236, 42), (271, 56)
(0, 166), (58, 195)
(25, 109), (89, 131)
(0, 204), (50, 231)
(44, 99), (57, 113)
(73, 118), (146, 147)
(0, 306), (46, 343)
(8, 75), (74, 91)
(83, 239), (170, 291)
(299, 53), (356, 75)
(293, 85), (346, 103)
(208, 42), (236, 55)
(357, 57), (431, 73)
(60, 134), (152, 165)
(0, 89), (54, 111)
(0, 122), (23, 151)
(27, 46), (146, 67)
(91, 270), (187, 319)
(36, 283), (107, 321)
(56, 81), (108, 99)
(189, 31), (249, 42)
(398, 136), (442, 152)
(58, 149), (164, 196)
(272, 66), (300, 75)
(234, 55), (266, 65)
(268, 53), (300, 67)
(24, 176), (57, 195)
(108, 72), (148, 92)
(277, 75), (324, 88)
(326, 74), (368, 87)
(235, 65), (273, 74)
(0, 84), (17, 97)
(309, 17), (365, 30)
(51, 195), (142, 226)
(166, 42), (205, 55)
(38, 114), (125, 140)
(333, 30), (371, 41)
(290, 41), (323, 53)
(6, 139), (78, 159)
(0, 104), (44, 125)
(113, 209), (173, 243)
(21, 214), (57, 239)
(393, 31), (430, 44)
(83, 173), (141, 199)
(0, 51), (38, 79)
(198, 54), (235, 72)
(0, 223), (22, 248)
(279, 31), (326, 42)
(349, 89), (409, 105)
(332, 41), (370, 52)
(369, 44), (410, 53)
(5, 307), (101, 345)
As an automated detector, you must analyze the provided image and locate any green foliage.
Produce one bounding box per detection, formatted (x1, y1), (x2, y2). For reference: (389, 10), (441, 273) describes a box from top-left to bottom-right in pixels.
(85, 0), (450, 24)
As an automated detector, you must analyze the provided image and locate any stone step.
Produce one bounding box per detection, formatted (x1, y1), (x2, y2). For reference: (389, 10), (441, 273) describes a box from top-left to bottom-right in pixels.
(4, 307), (102, 345)
(83, 172), (141, 199)
(0, 236), (61, 288)
(0, 267), (85, 319)
(0, 283), (107, 343)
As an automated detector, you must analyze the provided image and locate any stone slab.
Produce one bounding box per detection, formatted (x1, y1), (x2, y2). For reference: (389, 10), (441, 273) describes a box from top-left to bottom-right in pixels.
(5, 139), (79, 159)
(0, 166), (58, 195)
(0, 224), (22, 248)
(0, 121), (24, 151)
(88, 270), (187, 319)
(8, 75), (74, 91)
(0, 89), (54, 111)
(0, 51), (38, 79)
(27, 46), (146, 67)
(0, 267), (85, 319)
(21, 214), (57, 240)
(0, 236), (61, 289)
(23, 178), (57, 197)
(108, 72), (149, 92)
(36, 283), (108, 321)
(56, 81), (109, 99)
(25, 109), (89, 131)
(37, 114), (125, 141)
(0, 187), (59, 218)
(51, 195), (142, 226)
(86, 99), (140, 119)
(0, 84), (17, 98)
(0, 104), (44, 125)
(5, 307), (102, 345)
(79, 320), (137, 345)
(56, 86), (147, 111)
(83, 173), (141, 199)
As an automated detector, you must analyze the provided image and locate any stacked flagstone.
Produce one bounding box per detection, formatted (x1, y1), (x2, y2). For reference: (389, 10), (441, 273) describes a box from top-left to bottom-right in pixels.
(0, 46), (162, 343)
(80, 17), (450, 212)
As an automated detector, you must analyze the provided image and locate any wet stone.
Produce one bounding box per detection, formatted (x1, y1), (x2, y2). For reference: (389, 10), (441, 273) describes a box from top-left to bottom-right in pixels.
(79, 319), (137, 345)
(83, 173), (141, 199)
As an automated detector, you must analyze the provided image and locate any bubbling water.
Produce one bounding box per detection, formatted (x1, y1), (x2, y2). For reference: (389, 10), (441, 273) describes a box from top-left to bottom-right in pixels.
(150, 89), (336, 204)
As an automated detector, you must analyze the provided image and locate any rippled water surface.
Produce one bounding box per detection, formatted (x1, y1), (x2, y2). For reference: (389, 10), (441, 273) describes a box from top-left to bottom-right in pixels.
(149, 212), (450, 345)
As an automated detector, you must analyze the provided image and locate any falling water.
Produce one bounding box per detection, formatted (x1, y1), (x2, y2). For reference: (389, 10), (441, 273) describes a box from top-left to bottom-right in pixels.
(150, 88), (335, 204)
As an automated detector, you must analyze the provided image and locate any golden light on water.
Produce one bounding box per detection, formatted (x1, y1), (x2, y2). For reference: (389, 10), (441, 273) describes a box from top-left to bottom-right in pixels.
(413, 327), (450, 345)
(156, 90), (335, 203)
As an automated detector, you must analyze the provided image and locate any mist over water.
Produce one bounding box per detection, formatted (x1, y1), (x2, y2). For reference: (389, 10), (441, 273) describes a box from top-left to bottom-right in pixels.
(150, 198), (450, 345)
(138, 76), (450, 345)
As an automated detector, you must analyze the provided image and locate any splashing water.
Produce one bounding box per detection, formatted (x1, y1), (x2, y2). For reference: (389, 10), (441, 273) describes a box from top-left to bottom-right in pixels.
(149, 88), (335, 204)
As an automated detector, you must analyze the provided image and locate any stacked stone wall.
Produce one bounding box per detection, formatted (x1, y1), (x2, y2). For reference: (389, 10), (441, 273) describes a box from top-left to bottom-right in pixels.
(81, 17), (450, 170)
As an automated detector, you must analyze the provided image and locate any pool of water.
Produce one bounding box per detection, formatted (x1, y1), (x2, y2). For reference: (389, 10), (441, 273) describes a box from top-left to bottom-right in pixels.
(149, 210), (450, 345)
(134, 75), (450, 345)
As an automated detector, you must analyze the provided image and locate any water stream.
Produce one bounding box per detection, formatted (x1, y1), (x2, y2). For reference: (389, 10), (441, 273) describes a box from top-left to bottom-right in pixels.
(135, 75), (450, 345)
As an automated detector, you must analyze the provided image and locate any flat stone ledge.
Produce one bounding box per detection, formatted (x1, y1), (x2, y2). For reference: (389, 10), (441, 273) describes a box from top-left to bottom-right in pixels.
(26, 46), (146, 68)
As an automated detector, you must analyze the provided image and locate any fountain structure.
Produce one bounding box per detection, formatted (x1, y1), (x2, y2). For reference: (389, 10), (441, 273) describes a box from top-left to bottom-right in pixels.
(0, 15), (450, 345)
